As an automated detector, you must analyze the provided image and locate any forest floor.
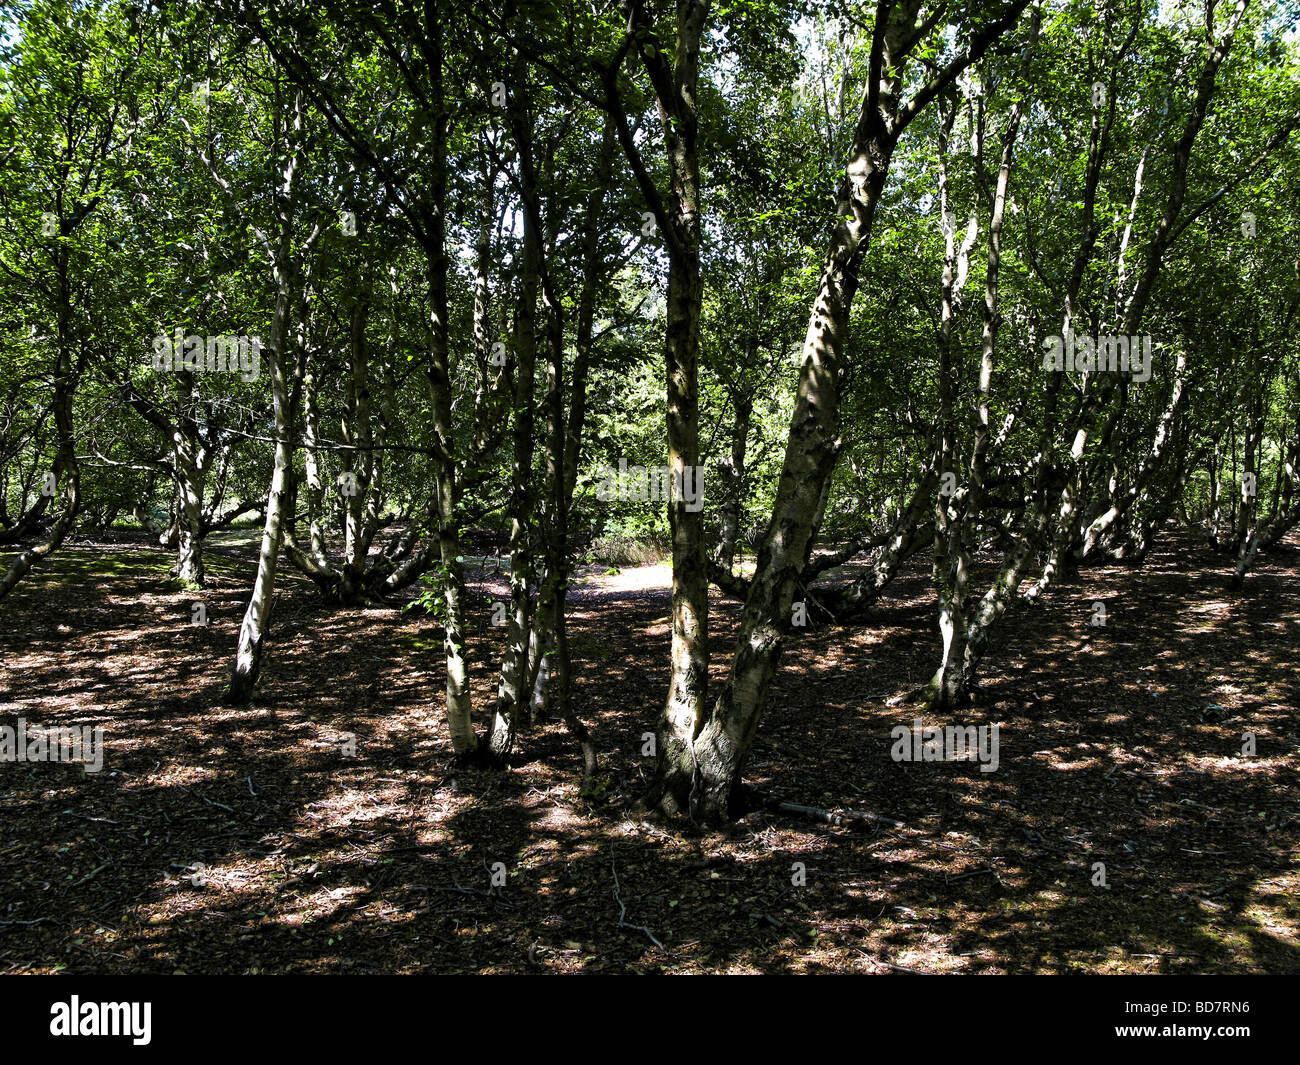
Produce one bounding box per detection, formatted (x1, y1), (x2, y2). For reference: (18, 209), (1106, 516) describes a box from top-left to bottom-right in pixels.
(0, 529), (1297, 974)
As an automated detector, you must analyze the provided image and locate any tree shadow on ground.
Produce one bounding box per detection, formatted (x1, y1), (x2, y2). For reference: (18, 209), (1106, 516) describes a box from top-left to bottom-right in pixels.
(0, 530), (1294, 972)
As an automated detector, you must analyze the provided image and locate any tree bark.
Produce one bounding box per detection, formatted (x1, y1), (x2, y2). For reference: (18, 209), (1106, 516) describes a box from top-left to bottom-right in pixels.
(225, 253), (297, 704)
(611, 0), (713, 814)
(225, 90), (308, 705)
(486, 84), (539, 765)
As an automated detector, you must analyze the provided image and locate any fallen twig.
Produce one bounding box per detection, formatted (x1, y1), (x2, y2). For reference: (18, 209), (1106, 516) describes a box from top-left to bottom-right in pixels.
(70, 862), (112, 888)
(610, 847), (663, 950)
(752, 789), (905, 831)
(177, 785), (234, 813)
(61, 811), (122, 826)
(855, 949), (934, 975)
(946, 866), (997, 882)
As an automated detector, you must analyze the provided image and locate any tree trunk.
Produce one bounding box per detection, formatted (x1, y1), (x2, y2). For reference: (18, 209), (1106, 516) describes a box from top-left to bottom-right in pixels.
(714, 384), (753, 572)
(225, 91), (307, 704)
(0, 287), (81, 599)
(423, 16), (478, 760)
(486, 92), (538, 765)
(927, 95), (984, 712)
(170, 379), (209, 588)
(615, 0), (713, 815)
(225, 245), (298, 704)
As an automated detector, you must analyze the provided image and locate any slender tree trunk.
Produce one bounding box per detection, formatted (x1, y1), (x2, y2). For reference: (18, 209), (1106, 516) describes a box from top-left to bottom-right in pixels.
(649, 239), (709, 812)
(0, 280), (80, 599)
(170, 379), (208, 587)
(486, 97), (539, 764)
(225, 90), (307, 704)
(225, 262), (296, 704)
(423, 15), (477, 759)
(1231, 349), (1281, 589)
(714, 383), (753, 572)
(541, 281), (596, 778)
(927, 96), (982, 711)
(615, 0), (713, 814)
(526, 114), (615, 733)
(341, 290), (374, 600)
(817, 477), (935, 620)
(1079, 350), (1188, 560)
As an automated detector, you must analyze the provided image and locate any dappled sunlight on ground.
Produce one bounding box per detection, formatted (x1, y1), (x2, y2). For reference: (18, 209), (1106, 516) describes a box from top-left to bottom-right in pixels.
(0, 529), (1295, 973)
